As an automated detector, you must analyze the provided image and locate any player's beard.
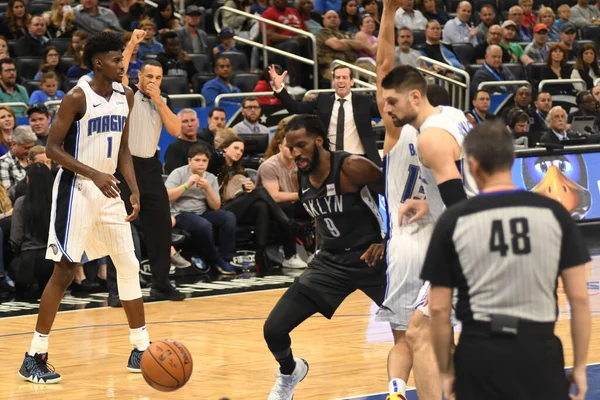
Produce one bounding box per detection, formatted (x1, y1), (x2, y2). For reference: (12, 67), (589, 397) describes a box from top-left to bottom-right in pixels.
(392, 107), (419, 127)
(297, 145), (320, 175)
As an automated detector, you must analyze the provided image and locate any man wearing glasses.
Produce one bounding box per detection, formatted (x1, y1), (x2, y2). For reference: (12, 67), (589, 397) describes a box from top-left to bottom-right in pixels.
(0, 58), (29, 108)
(233, 97), (270, 136)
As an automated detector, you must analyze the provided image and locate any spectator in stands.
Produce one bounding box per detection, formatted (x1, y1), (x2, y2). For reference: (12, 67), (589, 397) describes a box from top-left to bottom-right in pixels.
(472, 24), (511, 64)
(14, 15), (48, 58)
(0, 58), (29, 106)
(254, 66), (282, 105)
(174, 5), (209, 54)
(198, 107), (227, 150)
(467, 89), (496, 125)
(361, 0), (381, 32)
(166, 144), (237, 275)
(313, 0), (341, 14)
(593, 85), (600, 104)
(0, 0), (29, 40)
(558, 23), (578, 61)
(420, 20), (463, 75)
(507, 6), (531, 42)
(355, 15), (377, 61)
(151, 0), (177, 35)
(394, 0), (426, 31)
(571, 43), (600, 92)
(499, 20), (533, 66)
(316, 10), (373, 81)
(263, 0), (311, 89)
(137, 19), (163, 59)
(524, 24), (550, 63)
(165, 108), (205, 173)
(0, 182), (11, 276)
(507, 107), (530, 135)
(529, 91), (552, 132)
(538, 6), (560, 42)
(118, 0), (147, 32)
(339, 0), (360, 33)
(110, 0), (130, 18)
(419, 0), (449, 26)
(201, 56), (242, 108)
(233, 97), (270, 135)
(507, 86), (534, 118)
(27, 103), (50, 146)
(0, 105), (15, 157)
(222, 0), (252, 35)
(570, 0), (600, 29)
(297, 0), (323, 35)
(66, 40), (90, 79)
(157, 31), (198, 81)
(256, 117), (309, 269)
(569, 90), (600, 133)
(0, 125), (36, 189)
(29, 72), (65, 104)
(470, 45), (518, 96)
(540, 106), (575, 143)
(554, 4), (571, 31)
(34, 46), (65, 81)
(213, 27), (238, 55)
(65, 29), (87, 55)
(519, 0), (536, 28)
(540, 42), (575, 96)
(271, 64), (382, 165)
(73, 0), (124, 34)
(45, 0), (76, 39)
(442, 1), (477, 46)
(0, 36), (9, 60)
(122, 31), (143, 80)
(474, 4), (496, 45)
(252, 0), (270, 14)
(9, 163), (54, 298)
(394, 27), (421, 67)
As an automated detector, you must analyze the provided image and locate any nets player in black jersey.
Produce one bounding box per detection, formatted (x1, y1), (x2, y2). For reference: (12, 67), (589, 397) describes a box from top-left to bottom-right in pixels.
(263, 115), (387, 400)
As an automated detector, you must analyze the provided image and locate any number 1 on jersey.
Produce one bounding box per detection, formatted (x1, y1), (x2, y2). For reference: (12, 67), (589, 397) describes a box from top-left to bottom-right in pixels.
(107, 137), (113, 158)
(401, 164), (419, 202)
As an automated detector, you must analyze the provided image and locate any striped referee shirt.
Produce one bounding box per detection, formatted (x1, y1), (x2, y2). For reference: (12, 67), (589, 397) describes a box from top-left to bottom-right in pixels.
(128, 88), (171, 158)
(421, 190), (590, 324)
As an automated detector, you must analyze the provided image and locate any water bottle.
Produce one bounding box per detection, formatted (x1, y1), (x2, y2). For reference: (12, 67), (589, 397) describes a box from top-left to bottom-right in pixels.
(242, 256), (251, 279)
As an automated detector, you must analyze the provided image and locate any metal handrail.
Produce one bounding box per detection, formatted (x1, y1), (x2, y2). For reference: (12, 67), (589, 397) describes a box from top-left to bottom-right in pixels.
(304, 87), (376, 96)
(2, 102), (28, 112)
(416, 56), (470, 110)
(539, 78), (586, 92)
(330, 60), (377, 89)
(214, 6), (318, 89)
(215, 91), (277, 107)
(594, 77), (600, 87)
(168, 94), (207, 108)
(477, 80), (531, 91)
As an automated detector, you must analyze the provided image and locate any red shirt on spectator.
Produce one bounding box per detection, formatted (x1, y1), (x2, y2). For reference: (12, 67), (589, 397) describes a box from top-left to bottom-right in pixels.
(522, 12), (537, 28)
(261, 6), (307, 36)
(254, 79), (281, 105)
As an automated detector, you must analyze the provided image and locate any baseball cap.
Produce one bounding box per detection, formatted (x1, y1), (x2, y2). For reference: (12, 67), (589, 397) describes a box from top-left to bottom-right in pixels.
(501, 20), (517, 29)
(219, 27), (234, 38)
(27, 102), (49, 117)
(185, 5), (202, 15)
(560, 23), (576, 33)
(533, 23), (548, 33)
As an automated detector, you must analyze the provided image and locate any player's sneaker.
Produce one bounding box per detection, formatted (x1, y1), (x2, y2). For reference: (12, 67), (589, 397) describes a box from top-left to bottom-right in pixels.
(18, 352), (61, 384)
(282, 254), (308, 269)
(267, 357), (309, 400)
(386, 394), (408, 400)
(127, 348), (145, 373)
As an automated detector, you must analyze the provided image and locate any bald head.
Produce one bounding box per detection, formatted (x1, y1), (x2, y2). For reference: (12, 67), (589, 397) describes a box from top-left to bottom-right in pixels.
(508, 6), (523, 25)
(457, 1), (472, 23)
(487, 24), (502, 44)
(322, 10), (340, 29)
(485, 45), (503, 68)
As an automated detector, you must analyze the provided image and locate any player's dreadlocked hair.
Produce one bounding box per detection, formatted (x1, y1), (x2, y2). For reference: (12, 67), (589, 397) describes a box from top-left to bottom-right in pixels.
(285, 115), (330, 151)
(83, 31), (124, 70)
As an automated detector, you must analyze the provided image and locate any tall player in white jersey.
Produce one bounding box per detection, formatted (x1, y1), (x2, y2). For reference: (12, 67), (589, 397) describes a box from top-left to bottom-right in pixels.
(18, 32), (151, 384)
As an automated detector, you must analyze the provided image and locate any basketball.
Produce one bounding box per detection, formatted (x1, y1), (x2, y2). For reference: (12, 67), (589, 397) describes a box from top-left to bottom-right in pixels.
(141, 340), (193, 392)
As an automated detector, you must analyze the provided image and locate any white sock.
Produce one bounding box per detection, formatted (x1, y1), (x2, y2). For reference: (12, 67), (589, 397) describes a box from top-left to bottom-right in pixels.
(389, 378), (407, 395)
(129, 326), (150, 351)
(29, 331), (49, 356)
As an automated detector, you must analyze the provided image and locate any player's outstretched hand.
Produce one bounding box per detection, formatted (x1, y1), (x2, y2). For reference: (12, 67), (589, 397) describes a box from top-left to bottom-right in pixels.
(382, 0), (404, 11)
(441, 373), (456, 400)
(93, 172), (121, 198)
(398, 199), (429, 226)
(360, 243), (385, 267)
(126, 192), (141, 222)
(130, 29), (146, 45)
(568, 367), (587, 400)
(268, 64), (287, 91)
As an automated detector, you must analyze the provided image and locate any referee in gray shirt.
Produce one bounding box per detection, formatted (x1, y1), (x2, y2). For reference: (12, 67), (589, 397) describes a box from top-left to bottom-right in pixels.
(108, 31), (185, 302)
(422, 121), (591, 400)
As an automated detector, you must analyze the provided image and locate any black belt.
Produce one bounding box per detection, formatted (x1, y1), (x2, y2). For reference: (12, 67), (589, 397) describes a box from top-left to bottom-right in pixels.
(463, 317), (555, 338)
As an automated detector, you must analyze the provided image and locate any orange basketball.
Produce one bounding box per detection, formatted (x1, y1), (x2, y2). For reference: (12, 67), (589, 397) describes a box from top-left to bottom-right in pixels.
(141, 340), (193, 392)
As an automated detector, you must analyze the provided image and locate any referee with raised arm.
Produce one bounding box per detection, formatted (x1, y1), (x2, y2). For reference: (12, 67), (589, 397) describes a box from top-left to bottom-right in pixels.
(108, 30), (185, 302)
(422, 121), (591, 400)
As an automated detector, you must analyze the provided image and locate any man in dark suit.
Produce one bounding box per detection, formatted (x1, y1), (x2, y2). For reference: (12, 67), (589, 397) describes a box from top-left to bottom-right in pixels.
(269, 64), (382, 166)
(14, 16), (48, 58)
(540, 106), (580, 144)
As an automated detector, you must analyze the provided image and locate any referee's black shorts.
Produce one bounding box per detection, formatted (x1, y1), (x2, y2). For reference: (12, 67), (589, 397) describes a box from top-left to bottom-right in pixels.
(293, 248), (387, 319)
(455, 321), (569, 400)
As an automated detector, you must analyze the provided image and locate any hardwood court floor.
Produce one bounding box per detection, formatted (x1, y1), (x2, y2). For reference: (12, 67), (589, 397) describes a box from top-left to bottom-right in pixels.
(1, 260), (600, 400)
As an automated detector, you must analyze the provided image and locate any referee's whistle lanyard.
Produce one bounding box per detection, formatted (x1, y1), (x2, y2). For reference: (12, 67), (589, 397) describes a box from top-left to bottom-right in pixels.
(472, 109), (484, 123)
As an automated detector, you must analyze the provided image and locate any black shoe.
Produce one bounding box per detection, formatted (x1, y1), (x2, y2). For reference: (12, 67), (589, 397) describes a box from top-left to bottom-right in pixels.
(139, 274), (150, 288)
(18, 352), (61, 384)
(108, 293), (121, 308)
(255, 249), (276, 277)
(127, 348), (144, 373)
(150, 286), (185, 301)
(70, 279), (100, 293)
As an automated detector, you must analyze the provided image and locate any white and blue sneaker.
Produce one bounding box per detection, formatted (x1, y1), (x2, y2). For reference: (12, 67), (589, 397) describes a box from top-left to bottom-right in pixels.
(267, 357), (309, 400)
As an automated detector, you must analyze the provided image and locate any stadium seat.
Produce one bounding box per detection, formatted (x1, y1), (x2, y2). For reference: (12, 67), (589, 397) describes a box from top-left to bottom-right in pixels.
(23, 79), (40, 95)
(189, 53), (211, 73)
(143, 53), (158, 61)
(499, 0), (519, 11)
(412, 30), (425, 47)
(47, 38), (70, 55)
(205, 35), (219, 57)
(451, 43), (475, 66)
(192, 73), (216, 93)
(582, 25), (600, 47)
(446, 0), (461, 12)
(474, 0), (497, 11)
(0, 3), (8, 13)
(504, 63), (526, 80)
(62, 78), (80, 93)
(231, 73), (260, 93)
(466, 64), (483, 78)
(160, 76), (189, 94)
(526, 62), (546, 89)
(15, 57), (42, 80)
(27, 1), (51, 15)
(218, 51), (249, 73)
(168, 94), (205, 109)
(6, 39), (15, 55)
(59, 56), (75, 72)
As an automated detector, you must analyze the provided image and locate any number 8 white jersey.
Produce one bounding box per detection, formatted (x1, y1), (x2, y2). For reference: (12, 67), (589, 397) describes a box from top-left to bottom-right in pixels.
(64, 80), (129, 175)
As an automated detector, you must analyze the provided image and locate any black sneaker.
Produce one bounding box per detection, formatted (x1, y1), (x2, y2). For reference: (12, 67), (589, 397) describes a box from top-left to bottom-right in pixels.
(150, 286), (185, 301)
(127, 348), (144, 373)
(107, 293), (122, 308)
(18, 352), (61, 384)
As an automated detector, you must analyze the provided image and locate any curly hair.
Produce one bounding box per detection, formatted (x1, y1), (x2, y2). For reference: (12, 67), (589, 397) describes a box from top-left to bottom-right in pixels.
(83, 31), (124, 70)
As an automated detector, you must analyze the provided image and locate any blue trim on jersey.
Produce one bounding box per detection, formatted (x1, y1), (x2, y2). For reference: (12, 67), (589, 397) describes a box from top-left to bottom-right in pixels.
(383, 155), (391, 300)
(53, 170), (75, 263)
(62, 122), (81, 262)
(477, 189), (525, 197)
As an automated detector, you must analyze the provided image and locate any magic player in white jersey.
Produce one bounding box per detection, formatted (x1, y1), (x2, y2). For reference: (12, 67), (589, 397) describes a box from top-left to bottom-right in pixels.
(18, 32), (151, 384)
